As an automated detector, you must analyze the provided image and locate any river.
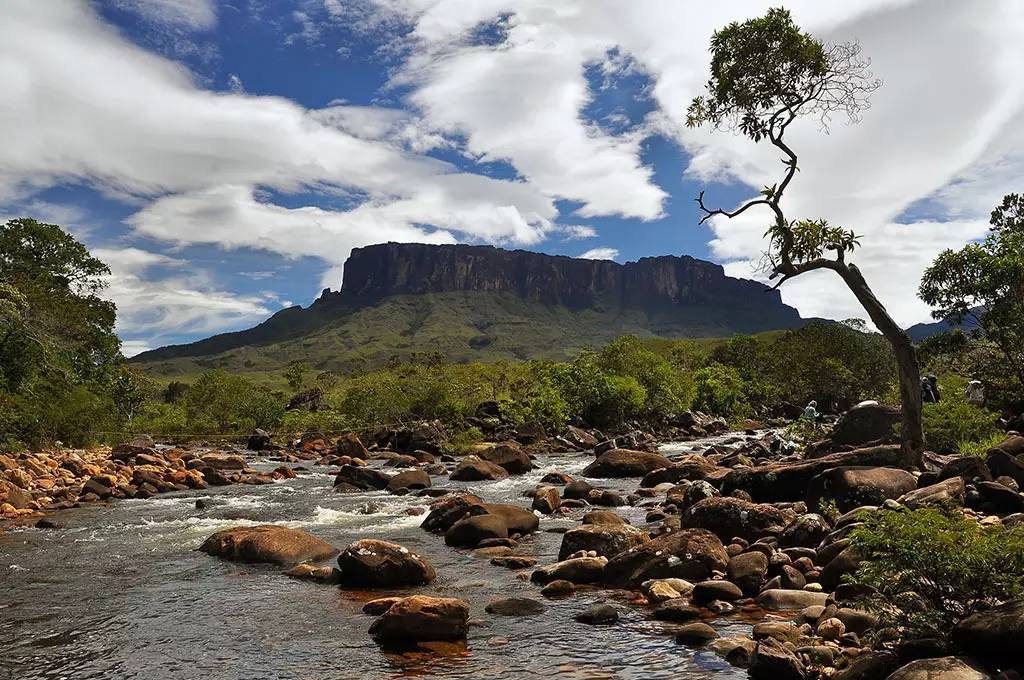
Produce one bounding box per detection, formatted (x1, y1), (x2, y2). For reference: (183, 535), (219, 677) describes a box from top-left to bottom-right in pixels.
(1, 436), (756, 679)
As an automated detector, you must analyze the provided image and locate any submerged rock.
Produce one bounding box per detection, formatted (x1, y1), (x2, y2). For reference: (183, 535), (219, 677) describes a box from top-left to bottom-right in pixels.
(199, 525), (338, 567)
(368, 595), (469, 642)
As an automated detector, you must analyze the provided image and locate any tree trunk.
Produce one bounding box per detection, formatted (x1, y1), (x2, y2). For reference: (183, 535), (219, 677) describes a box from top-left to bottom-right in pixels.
(837, 263), (924, 468)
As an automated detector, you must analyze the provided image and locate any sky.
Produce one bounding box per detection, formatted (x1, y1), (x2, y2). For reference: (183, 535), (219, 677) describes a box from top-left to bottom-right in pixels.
(2, 1), (1023, 356)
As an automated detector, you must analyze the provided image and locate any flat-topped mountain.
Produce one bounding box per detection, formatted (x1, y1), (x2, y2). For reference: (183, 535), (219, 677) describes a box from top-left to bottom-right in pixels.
(132, 242), (806, 376)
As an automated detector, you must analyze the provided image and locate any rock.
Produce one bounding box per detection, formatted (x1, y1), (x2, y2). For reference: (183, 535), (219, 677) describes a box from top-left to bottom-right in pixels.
(681, 496), (791, 543)
(490, 555), (537, 569)
(247, 429), (273, 451)
(284, 563), (341, 584)
(368, 595), (469, 642)
(199, 525), (338, 567)
(749, 637), (806, 680)
(975, 481), (1024, 513)
(692, 580), (743, 604)
(386, 469), (431, 492)
(603, 528), (728, 588)
(363, 597), (404, 615)
(898, 477), (965, 509)
(582, 449), (673, 478)
(676, 622), (718, 645)
(478, 443), (533, 474)
(833, 652), (899, 680)
(643, 578), (693, 603)
(831, 402), (901, 448)
(480, 503), (540, 536)
(575, 603), (618, 625)
(652, 599), (703, 622)
(336, 539), (435, 587)
(563, 480), (595, 500)
(756, 589), (828, 611)
(710, 636), (757, 669)
(515, 421), (546, 445)
(200, 453), (247, 470)
(951, 597), (1024, 668)
(485, 597), (545, 616)
(835, 607), (877, 635)
(884, 657), (992, 680)
(816, 617), (845, 640)
(531, 556), (608, 585)
(334, 465), (390, 491)
(449, 457), (509, 481)
(779, 514), (832, 548)
(532, 485), (561, 514)
(727, 551), (769, 597)
(640, 459), (720, 488)
(986, 448), (1024, 487)
(820, 545), (863, 589)
(541, 580), (575, 597)
(540, 472), (573, 485)
(582, 510), (627, 526)
(724, 445), (908, 502)
(445, 515), (508, 548)
(557, 524), (646, 561)
(420, 492), (486, 533)
(564, 425), (599, 450)
(806, 467), (917, 513)
(336, 432), (369, 459)
(938, 456), (992, 484)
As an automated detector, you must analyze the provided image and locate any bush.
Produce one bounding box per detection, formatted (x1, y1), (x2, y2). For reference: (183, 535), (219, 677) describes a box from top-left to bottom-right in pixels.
(692, 363), (747, 416)
(922, 375), (1001, 453)
(848, 508), (1024, 642)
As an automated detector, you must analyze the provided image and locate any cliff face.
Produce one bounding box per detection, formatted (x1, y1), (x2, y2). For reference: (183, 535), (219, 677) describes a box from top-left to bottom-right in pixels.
(338, 242), (796, 313)
(131, 242), (804, 370)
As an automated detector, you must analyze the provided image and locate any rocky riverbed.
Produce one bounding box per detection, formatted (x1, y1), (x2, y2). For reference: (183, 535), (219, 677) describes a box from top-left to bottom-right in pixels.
(2, 412), (1023, 679)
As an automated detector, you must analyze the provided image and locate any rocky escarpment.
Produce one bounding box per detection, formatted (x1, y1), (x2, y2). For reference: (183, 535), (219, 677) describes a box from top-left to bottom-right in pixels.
(131, 243), (804, 372)
(339, 242), (801, 313)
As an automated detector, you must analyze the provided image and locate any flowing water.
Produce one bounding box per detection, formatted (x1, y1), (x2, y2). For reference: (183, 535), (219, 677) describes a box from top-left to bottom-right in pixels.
(1, 436), (759, 679)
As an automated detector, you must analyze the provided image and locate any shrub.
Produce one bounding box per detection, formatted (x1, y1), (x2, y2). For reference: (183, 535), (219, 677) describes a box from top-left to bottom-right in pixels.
(692, 363), (747, 416)
(848, 508), (1024, 642)
(922, 375), (1001, 453)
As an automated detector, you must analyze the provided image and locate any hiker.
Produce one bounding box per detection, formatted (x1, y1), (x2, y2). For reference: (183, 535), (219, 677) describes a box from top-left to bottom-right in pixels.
(965, 380), (985, 406)
(922, 376), (939, 403)
(803, 400), (819, 421)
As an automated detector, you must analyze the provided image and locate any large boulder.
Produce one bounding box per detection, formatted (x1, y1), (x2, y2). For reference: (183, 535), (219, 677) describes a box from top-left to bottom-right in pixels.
(334, 465), (390, 491)
(582, 449), (673, 478)
(831, 402), (901, 448)
(368, 595), (469, 642)
(557, 524), (646, 561)
(898, 477), (965, 509)
(386, 469), (430, 492)
(449, 458), (509, 481)
(757, 589), (828, 611)
(420, 492), (485, 533)
(806, 466), (917, 513)
(723, 446), (908, 502)
(335, 432), (369, 459)
(779, 513), (832, 549)
(603, 528), (728, 588)
(336, 539), (435, 587)
(727, 551), (769, 597)
(640, 458), (720, 488)
(749, 637), (806, 680)
(951, 598), (1024, 668)
(681, 496), (791, 543)
(480, 503), (540, 536)
(445, 515), (508, 547)
(531, 556), (608, 585)
(199, 525), (338, 567)
(477, 442), (533, 475)
(990, 435), (1024, 457)
(986, 448), (1024, 487)
(884, 657), (991, 680)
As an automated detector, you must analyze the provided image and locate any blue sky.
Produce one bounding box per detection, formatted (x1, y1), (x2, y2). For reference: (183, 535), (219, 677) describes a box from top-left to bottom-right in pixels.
(2, 1), (1023, 355)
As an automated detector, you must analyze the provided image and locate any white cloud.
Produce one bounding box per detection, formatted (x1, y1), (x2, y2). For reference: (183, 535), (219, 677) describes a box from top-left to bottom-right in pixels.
(578, 247), (618, 261)
(366, 0), (1024, 325)
(93, 247), (273, 346)
(109, 0), (217, 30)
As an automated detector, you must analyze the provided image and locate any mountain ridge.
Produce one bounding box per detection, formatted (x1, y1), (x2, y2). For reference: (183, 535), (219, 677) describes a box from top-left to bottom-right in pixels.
(131, 242), (807, 375)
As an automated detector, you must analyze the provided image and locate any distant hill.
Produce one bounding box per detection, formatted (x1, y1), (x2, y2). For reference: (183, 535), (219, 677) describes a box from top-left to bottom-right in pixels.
(131, 242), (807, 377)
(907, 308), (984, 343)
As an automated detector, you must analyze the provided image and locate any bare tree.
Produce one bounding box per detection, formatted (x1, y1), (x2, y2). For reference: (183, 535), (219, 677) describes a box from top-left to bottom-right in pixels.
(687, 8), (923, 466)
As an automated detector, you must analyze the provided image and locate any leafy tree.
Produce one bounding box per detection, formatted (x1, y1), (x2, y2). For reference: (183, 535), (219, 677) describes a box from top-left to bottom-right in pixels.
(162, 380), (189, 404)
(284, 362), (309, 392)
(848, 508), (1024, 642)
(598, 335), (690, 420)
(184, 370), (283, 432)
(692, 363), (746, 416)
(920, 193), (1024, 408)
(687, 9), (925, 466)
